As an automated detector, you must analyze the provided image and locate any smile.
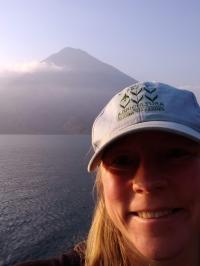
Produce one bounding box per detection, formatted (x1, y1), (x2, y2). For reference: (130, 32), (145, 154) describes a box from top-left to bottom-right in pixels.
(132, 208), (183, 219)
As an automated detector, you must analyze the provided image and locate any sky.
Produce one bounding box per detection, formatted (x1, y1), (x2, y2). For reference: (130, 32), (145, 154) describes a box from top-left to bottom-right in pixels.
(0, 0), (200, 90)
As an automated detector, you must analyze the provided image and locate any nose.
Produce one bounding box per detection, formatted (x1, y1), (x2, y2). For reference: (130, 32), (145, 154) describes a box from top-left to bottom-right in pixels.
(132, 158), (168, 194)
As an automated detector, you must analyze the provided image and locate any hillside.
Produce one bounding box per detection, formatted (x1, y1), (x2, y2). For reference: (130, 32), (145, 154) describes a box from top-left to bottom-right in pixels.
(0, 48), (136, 134)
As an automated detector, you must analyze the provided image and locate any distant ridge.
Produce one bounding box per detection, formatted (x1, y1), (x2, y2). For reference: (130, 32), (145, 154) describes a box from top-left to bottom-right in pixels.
(0, 47), (137, 134)
(42, 47), (136, 90)
(43, 47), (111, 70)
(43, 47), (134, 79)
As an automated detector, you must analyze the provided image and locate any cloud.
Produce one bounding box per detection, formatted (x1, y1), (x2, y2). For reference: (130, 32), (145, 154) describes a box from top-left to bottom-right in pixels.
(0, 61), (63, 77)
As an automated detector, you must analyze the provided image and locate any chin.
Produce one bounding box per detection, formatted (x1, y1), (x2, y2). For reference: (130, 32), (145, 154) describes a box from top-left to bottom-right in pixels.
(142, 248), (182, 261)
(130, 236), (189, 262)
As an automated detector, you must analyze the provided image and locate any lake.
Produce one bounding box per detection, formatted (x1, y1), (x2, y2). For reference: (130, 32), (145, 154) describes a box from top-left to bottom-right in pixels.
(0, 135), (94, 266)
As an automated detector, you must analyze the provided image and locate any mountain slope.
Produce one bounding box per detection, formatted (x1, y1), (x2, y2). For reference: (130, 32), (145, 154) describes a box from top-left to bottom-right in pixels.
(42, 47), (136, 90)
(0, 48), (137, 134)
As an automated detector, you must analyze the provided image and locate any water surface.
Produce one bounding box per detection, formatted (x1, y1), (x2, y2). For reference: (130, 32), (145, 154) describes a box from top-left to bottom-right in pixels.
(0, 135), (93, 266)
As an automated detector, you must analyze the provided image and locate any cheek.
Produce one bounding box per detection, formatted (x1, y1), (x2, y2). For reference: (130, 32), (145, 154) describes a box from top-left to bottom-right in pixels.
(172, 163), (200, 217)
(102, 173), (127, 201)
(175, 163), (200, 195)
(103, 174), (124, 201)
(101, 171), (131, 213)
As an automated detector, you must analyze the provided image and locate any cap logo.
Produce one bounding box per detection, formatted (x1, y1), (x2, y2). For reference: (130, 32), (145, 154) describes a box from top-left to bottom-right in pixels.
(118, 84), (165, 121)
(144, 87), (158, 102)
(120, 93), (130, 108)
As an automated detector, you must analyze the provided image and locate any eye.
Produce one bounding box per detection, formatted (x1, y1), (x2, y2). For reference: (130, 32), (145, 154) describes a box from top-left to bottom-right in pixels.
(166, 148), (194, 160)
(107, 154), (135, 171)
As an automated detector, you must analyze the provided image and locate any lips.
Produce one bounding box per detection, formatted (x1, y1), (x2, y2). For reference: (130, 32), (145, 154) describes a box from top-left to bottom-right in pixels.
(130, 208), (183, 219)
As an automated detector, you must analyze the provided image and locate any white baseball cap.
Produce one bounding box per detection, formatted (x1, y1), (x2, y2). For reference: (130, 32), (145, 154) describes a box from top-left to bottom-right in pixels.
(88, 81), (200, 172)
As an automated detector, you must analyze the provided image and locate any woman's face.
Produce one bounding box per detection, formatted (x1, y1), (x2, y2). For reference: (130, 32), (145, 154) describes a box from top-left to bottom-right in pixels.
(101, 131), (200, 261)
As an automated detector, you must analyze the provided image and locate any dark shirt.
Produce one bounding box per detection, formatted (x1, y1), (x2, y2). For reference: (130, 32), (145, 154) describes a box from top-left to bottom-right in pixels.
(14, 243), (85, 266)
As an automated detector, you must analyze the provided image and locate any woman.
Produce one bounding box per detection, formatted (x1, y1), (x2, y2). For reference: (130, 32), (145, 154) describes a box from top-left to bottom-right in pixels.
(16, 82), (200, 266)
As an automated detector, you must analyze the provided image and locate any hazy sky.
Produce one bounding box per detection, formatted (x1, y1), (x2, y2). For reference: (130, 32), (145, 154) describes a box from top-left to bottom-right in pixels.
(0, 0), (200, 88)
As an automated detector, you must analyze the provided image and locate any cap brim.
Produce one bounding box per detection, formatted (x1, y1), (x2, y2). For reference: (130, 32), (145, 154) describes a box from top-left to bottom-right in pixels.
(87, 121), (200, 172)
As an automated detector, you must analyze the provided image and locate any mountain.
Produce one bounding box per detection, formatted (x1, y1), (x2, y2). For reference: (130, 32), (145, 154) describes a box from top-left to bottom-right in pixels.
(42, 47), (136, 90)
(0, 47), (136, 134)
(44, 47), (117, 70)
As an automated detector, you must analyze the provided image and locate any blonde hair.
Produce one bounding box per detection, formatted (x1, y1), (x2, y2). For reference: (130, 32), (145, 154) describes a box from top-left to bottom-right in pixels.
(84, 169), (144, 266)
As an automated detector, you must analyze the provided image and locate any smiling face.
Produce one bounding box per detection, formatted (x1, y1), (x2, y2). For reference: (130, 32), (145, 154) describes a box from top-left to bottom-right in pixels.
(100, 131), (200, 262)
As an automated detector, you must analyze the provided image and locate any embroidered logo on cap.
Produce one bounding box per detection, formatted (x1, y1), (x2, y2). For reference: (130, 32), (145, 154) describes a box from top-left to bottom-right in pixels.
(118, 83), (165, 121)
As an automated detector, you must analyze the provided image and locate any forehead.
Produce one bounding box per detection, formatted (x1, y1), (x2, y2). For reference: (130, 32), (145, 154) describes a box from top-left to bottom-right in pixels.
(103, 131), (199, 154)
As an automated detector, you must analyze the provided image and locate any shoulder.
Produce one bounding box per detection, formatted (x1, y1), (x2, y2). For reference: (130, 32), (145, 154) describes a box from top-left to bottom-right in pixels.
(14, 242), (86, 266)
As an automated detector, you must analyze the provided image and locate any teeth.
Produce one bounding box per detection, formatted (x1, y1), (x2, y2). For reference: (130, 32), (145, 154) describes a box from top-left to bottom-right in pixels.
(137, 210), (173, 219)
